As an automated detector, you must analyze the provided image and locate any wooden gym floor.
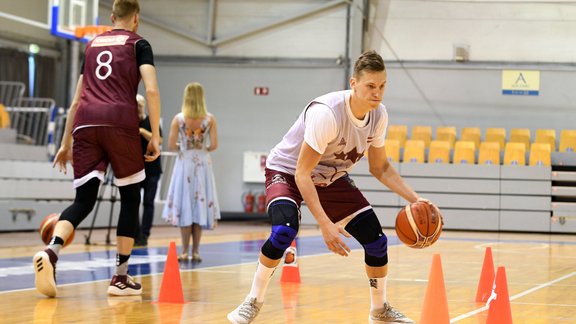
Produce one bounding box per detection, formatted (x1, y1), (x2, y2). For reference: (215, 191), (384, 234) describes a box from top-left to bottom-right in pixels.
(0, 220), (575, 323)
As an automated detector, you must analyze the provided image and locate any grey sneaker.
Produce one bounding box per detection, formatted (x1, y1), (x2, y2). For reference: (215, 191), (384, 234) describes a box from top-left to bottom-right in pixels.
(369, 302), (415, 323)
(227, 296), (263, 324)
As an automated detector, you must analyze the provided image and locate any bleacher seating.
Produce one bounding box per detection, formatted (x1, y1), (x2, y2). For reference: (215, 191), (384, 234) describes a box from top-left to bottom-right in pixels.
(535, 129), (556, 152)
(461, 127), (481, 149)
(529, 142), (551, 166)
(403, 139), (425, 163)
(560, 129), (576, 152)
(387, 125), (407, 148)
(486, 128), (506, 150)
(509, 128), (531, 151)
(428, 140), (450, 163)
(478, 141), (501, 165)
(436, 126), (457, 148)
(453, 141), (476, 164)
(384, 139), (400, 162)
(411, 126), (432, 148)
(504, 142), (527, 165)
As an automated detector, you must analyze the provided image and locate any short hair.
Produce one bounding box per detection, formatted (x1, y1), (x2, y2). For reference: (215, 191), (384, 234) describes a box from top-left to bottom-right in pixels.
(181, 82), (207, 119)
(353, 50), (385, 78)
(113, 0), (140, 19)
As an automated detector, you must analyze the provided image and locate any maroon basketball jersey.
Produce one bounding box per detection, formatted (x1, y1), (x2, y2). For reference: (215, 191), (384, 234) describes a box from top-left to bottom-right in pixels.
(74, 29), (143, 131)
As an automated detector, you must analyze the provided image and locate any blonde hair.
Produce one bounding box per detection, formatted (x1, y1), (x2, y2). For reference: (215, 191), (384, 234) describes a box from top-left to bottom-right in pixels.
(113, 0), (140, 19)
(181, 82), (207, 119)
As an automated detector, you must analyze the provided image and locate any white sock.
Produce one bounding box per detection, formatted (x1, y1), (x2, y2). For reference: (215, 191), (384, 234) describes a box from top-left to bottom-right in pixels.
(369, 277), (387, 310)
(248, 260), (276, 302)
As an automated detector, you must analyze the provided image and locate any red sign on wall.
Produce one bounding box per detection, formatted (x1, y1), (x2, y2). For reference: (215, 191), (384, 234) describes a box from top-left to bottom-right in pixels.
(254, 87), (269, 96)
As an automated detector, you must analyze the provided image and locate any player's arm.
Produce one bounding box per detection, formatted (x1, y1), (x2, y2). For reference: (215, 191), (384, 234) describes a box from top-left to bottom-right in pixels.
(367, 144), (419, 203)
(53, 75), (83, 173)
(207, 114), (218, 152)
(140, 64), (161, 161)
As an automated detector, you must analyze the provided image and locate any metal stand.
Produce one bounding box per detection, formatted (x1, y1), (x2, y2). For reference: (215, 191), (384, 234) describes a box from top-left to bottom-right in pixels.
(84, 170), (118, 246)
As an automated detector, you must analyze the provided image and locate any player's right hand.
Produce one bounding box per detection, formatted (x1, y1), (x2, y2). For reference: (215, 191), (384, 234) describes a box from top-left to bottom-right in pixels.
(319, 222), (351, 257)
(53, 146), (73, 174)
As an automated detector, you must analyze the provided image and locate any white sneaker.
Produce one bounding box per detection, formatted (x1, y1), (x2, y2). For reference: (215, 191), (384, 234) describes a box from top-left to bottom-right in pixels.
(227, 296), (263, 324)
(369, 302), (415, 323)
(107, 274), (143, 296)
(33, 249), (58, 297)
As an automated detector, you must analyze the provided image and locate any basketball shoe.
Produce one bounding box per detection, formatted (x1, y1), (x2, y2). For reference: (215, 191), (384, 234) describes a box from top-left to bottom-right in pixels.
(227, 296), (263, 324)
(369, 302), (415, 323)
(33, 249), (58, 297)
(107, 275), (143, 296)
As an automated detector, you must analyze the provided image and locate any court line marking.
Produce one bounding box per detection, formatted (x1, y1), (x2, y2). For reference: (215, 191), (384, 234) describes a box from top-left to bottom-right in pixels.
(450, 270), (576, 323)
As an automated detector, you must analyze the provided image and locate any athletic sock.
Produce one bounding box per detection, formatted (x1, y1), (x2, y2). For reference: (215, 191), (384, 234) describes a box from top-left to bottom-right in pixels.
(248, 260), (276, 302)
(369, 276), (387, 310)
(116, 254), (131, 276)
(47, 236), (65, 255)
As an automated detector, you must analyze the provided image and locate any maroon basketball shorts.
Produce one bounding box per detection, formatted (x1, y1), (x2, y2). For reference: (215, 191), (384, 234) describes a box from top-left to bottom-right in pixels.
(72, 126), (145, 187)
(264, 168), (371, 223)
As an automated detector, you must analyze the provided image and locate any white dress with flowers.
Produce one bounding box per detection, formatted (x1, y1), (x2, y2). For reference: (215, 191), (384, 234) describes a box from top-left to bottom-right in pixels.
(162, 113), (220, 229)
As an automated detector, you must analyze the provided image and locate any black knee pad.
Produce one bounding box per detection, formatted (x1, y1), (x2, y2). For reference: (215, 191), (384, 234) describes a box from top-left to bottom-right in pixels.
(116, 183), (141, 238)
(344, 209), (389, 267)
(59, 178), (100, 228)
(261, 200), (300, 260)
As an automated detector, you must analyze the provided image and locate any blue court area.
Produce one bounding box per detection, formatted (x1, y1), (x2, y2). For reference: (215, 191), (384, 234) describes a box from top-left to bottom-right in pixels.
(0, 235), (375, 293)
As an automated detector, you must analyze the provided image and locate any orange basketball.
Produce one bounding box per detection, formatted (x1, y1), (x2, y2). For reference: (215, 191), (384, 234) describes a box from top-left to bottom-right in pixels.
(38, 213), (75, 247)
(395, 201), (443, 248)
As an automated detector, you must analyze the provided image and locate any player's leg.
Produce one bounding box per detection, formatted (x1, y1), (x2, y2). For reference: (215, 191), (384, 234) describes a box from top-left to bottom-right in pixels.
(104, 127), (146, 296)
(179, 225), (192, 260)
(228, 170), (303, 324)
(191, 223), (202, 262)
(34, 127), (105, 297)
(344, 209), (414, 324)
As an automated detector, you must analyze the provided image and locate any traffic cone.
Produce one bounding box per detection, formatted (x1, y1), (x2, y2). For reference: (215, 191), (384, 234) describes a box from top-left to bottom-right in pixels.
(156, 241), (185, 303)
(486, 266), (513, 324)
(420, 253), (450, 324)
(281, 282), (300, 324)
(476, 247), (495, 302)
(280, 240), (301, 283)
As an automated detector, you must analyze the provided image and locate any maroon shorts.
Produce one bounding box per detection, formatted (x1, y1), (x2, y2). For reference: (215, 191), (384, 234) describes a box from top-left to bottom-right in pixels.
(265, 168), (370, 223)
(72, 126), (144, 180)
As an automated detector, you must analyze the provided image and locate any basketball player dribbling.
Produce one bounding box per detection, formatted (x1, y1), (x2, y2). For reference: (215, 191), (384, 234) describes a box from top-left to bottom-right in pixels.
(33, 0), (161, 298)
(228, 50), (438, 324)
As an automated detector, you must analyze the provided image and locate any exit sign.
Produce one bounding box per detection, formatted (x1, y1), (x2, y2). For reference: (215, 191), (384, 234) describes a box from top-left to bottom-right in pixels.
(254, 87), (269, 96)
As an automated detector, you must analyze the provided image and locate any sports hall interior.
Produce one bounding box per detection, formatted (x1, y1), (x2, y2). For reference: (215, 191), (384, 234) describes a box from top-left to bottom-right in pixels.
(0, 1), (575, 323)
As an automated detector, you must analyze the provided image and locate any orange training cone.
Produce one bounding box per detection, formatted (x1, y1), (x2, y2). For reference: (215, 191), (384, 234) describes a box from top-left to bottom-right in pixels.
(420, 253), (450, 324)
(157, 241), (185, 303)
(486, 266), (513, 324)
(280, 240), (301, 283)
(476, 247), (495, 302)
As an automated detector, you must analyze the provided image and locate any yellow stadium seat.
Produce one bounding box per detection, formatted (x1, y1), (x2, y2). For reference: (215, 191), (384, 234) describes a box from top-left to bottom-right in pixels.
(509, 128), (531, 151)
(402, 140), (425, 163)
(535, 129), (556, 152)
(560, 129), (576, 152)
(478, 141), (501, 165)
(460, 127), (481, 149)
(436, 126), (457, 148)
(428, 140), (451, 164)
(453, 141), (476, 164)
(411, 126), (432, 148)
(384, 139), (400, 163)
(0, 104), (10, 128)
(529, 142), (551, 166)
(485, 128), (506, 150)
(387, 125), (408, 148)
(504, 142), (526, 166)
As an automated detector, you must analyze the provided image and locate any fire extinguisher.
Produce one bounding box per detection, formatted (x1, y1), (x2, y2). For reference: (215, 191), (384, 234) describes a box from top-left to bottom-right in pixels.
(242, 191), (254, 213)
(256, 191), (267, 214)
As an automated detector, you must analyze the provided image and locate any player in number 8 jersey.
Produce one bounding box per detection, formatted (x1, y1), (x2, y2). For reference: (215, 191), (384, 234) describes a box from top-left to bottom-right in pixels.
(33, 0), (161, 298)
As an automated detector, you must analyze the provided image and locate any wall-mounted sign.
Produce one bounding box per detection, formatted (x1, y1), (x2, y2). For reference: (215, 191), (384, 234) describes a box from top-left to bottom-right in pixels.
(502, 70), (540, 96)
(254, 87), (269, 96)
